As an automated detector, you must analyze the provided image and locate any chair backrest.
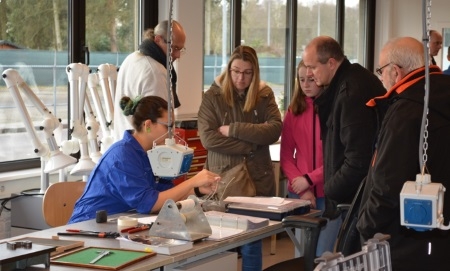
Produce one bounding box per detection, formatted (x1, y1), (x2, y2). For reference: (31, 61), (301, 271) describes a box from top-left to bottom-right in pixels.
(42, 181), (86, 227)
(334, 179), (366, 256)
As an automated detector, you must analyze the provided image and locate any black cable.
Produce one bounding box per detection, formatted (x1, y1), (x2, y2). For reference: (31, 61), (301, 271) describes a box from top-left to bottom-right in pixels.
(1, 194), (22, 213)
(0, 187), (44, 214)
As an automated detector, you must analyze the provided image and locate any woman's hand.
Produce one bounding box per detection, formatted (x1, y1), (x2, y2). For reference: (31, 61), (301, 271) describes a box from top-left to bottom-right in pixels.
(300, 189), (316, 209)
(291, 176), (310, 194)
(192, 169), (220, 195)
(218, 125), (230, 137)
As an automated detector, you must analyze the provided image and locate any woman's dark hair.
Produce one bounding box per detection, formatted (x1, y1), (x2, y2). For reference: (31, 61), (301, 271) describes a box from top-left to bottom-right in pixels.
(119, 95), (168, 132)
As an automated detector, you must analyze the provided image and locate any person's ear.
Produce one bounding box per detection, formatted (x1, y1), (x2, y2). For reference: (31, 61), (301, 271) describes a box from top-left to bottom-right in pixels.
(143, 119), (153, 132)
(154, 35), (164, 45)
(393, 64), (403, 80)
(328, 58), (338, 70)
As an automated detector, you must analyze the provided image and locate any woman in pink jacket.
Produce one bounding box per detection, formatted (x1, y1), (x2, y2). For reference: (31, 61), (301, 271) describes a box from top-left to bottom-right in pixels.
(281, 60), (339, 256)
(281, 60), (324, 208)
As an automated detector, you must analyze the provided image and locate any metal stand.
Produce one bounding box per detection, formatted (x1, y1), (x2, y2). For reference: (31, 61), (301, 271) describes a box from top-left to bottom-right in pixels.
(149, 196), (212, 241)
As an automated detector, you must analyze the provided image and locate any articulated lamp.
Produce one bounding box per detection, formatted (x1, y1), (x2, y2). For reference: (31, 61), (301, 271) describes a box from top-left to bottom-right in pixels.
(63, 63), (96, 176)
(2, 68), (77, 192)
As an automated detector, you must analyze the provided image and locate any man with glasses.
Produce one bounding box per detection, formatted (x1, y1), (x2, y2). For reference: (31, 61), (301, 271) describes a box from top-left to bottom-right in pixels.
(302, 36), (386, 255)
(113, 20), (186, 141)
(357, 36), (450, 271)
(429, 29), (443, 66)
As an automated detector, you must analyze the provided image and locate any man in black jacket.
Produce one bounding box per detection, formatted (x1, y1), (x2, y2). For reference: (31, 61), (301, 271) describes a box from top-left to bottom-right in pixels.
(357, 37), (450, 270)
(302, 36), (386, 255)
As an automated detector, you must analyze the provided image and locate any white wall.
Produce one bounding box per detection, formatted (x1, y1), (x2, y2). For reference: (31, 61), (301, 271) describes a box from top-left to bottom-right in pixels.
(159, 0), (204, 118)
(374, 0), (450, 69)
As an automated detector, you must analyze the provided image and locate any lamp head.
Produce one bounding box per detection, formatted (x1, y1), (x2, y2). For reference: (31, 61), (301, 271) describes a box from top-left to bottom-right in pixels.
(44, 149), (77, 173)
(70, 156), (96, 176)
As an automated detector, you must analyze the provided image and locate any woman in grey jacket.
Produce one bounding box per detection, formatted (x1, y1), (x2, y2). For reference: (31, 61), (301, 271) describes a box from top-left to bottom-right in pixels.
(198, 45), (282, 271)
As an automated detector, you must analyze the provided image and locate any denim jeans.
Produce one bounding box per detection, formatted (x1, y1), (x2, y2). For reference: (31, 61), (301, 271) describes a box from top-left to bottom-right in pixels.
(240, 239), (262, 271)
(288, 193), (340, 257)
(315, 214), (342, 256)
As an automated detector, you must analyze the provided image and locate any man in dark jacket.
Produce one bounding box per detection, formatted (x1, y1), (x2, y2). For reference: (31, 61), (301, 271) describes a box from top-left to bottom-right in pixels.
(302, 36), (386, 254)
(357, 37), (450, 270)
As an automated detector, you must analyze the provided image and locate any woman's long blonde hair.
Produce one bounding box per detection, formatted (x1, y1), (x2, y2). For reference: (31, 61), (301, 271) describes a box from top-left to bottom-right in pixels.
(218, 45), (261, 112)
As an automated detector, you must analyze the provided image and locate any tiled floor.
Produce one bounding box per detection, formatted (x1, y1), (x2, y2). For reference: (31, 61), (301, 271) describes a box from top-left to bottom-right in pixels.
(237, 233), (296, 270)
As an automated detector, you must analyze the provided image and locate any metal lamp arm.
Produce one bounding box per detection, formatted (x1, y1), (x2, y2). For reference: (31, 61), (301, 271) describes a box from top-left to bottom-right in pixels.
(2, 68), (77, 177)
(107, 63), (118, 102)
(65, 63), (96, 176)
(84, 96), (102, 162)
(87, 73), (113, 153)
(97, 64), (114, 127)
(88, 73), (110, 135)
(67, 63), (83, 128)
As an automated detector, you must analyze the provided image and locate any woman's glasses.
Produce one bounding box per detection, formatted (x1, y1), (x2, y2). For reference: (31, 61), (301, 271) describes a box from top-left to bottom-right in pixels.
(156, 121), (174, 130)
(230, 69), (253, 78)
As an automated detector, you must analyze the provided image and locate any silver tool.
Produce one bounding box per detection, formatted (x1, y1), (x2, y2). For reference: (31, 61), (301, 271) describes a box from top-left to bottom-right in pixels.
(89, 250), (111, 264)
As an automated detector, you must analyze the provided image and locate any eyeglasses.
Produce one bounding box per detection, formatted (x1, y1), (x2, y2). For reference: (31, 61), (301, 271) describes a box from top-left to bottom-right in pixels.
(161, 37), (186, 54)
(375, 63), (402, 76)
(230, 69), (253, 78)
(375, 63), (391, 76)
(156, 121), (174, 129)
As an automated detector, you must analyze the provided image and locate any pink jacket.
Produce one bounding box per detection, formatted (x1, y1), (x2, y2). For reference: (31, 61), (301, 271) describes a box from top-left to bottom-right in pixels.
(280, 97), (324, 197)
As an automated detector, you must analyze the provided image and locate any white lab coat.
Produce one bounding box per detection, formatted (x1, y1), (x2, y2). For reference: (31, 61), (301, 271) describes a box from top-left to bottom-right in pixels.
(113, 51), (169, 141)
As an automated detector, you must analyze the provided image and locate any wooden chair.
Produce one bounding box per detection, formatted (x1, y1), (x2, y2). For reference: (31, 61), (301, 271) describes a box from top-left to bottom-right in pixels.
(42, 181), (86, 227)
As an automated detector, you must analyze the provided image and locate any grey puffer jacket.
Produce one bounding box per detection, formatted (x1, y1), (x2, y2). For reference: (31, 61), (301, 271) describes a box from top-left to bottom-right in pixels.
(198, 79), (282, 196)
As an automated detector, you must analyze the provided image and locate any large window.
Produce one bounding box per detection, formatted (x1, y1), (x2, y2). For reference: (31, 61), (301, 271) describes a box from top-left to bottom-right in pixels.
(203, 0), (232, 88)
(0, 0), (138, 172)
(0, 0), (69, 170)
(241, 0), (288, 115)
(203, 0), (363, 117)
